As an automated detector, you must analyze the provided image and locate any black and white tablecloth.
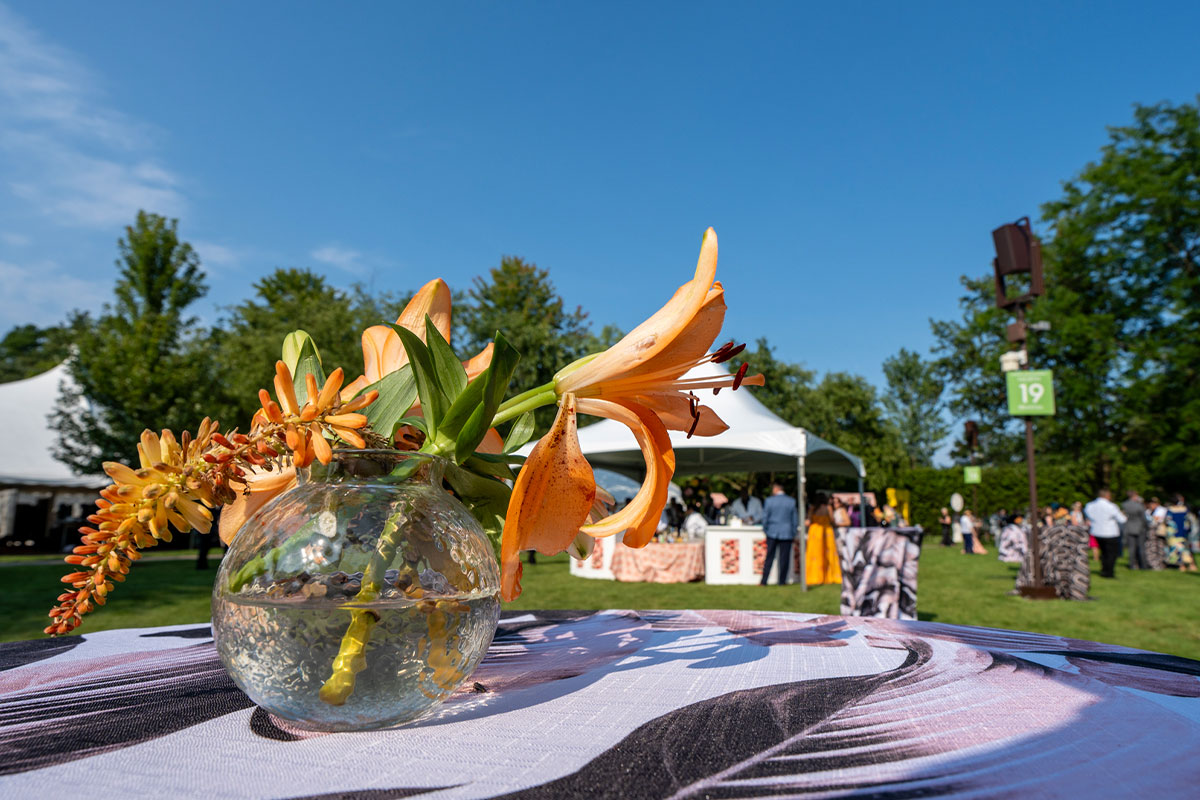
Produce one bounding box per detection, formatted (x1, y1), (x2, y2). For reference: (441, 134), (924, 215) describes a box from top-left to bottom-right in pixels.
(3, 610), (1199, 798)
(837, 527), (923, 620)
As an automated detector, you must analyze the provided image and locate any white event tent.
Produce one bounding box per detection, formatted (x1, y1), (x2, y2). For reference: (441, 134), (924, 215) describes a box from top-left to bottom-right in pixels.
(524, 364), (867, 588)
(0, 365), (106, 545)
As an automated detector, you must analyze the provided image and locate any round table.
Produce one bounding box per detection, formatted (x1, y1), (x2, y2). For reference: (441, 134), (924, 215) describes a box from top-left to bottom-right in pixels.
(3, 610), (1198, 798)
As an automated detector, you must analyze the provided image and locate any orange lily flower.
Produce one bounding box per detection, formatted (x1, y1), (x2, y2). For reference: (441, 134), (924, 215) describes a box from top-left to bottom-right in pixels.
(342, 278), (454, 399)
(500, 228), (764, 601)
(342, 280), (495, 400)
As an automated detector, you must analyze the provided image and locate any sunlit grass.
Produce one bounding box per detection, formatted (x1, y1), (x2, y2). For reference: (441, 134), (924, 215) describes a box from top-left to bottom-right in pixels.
(5, 544), (1198, 660)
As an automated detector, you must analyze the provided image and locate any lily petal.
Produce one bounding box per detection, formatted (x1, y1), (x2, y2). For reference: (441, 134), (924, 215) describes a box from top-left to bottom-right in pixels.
(478, 427), (505, 455)
(635, 392), (728, 437)
(218, 467), (297, 545)
(462, 342), (494, 382)
(340, 374), (370, 402)
(500, 394), (595, 601)
(397, 278), (452, 344)
(359, 325), (394, 384)
(576, 398), (674, 547)
(618, 284), (725, 383)
(558, 228), (717, 394)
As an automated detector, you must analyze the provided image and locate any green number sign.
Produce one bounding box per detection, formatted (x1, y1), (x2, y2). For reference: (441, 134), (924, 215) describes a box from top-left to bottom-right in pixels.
(1007, 370), (1056, 416)
(963, 466), (981, 484)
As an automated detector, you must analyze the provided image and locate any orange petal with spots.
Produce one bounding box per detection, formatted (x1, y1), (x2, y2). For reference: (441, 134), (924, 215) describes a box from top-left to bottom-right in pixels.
(500, 395), (595, 601)
(576, 398), (674, 547)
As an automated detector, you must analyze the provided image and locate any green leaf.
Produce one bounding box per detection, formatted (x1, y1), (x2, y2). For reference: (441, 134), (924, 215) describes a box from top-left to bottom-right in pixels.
(440, 374), (488, 439)
(281, 330), (320, 376)
(469, 451), (527, 465)
(464, 454), (515, 481)
(502, 412), (536, 454)
(388, 323), (446, 437)
(361, 365), (418, 439)
(290, 335), (326, 407)
(454, 332), (521, 462)
(425, 316), (467, 402)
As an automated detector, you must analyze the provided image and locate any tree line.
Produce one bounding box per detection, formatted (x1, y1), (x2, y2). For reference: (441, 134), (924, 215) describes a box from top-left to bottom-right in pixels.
(2, 98), (1196, 501)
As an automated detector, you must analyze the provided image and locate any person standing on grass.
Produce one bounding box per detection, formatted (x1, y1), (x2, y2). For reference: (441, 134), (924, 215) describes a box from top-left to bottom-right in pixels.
(760, 482), (798, 585)
(1121, 490), (1148, 570)
(1163, 495), (1198, 572)
(1084, 488), (1126, 579)
(960, 509), (976, 555)
(940, 508), (953, 546)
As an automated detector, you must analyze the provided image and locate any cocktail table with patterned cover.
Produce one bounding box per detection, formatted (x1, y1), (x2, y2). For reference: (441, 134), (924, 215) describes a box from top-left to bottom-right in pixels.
(3, 610), (1198, 798)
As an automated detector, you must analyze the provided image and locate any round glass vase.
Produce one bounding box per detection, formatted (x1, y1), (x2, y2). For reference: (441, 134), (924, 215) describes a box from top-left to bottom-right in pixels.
(212, 450), (501, 732)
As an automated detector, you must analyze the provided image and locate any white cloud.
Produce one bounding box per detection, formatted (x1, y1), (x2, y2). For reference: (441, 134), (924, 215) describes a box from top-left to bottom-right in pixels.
(0, 257), (106, 328)
(311, 245), (365, 274)
(0, 3), (186, 228)
(1, 231), (29, 246)
(190, 239), (240, 271)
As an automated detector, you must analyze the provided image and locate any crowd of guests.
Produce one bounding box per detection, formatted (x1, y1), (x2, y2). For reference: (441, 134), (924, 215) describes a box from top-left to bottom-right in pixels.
(940, 490), (1199, 579)
(1083, 489), (1197, 577)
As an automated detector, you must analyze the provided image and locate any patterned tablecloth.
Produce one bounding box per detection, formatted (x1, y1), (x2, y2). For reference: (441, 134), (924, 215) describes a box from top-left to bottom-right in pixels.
(609, 542), (705, 583)
(3, 610), (1199, 799)
(836, 527), (924, 620)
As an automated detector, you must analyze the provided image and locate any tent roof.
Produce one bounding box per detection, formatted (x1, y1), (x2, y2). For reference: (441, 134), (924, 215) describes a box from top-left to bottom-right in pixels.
(0, 365), (107, 489)
(529, 365), (865, 479)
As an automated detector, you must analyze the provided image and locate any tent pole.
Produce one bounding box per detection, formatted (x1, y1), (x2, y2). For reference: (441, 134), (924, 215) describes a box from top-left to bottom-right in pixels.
(857, 473), (866, 527)
(797, 455), (806, 591)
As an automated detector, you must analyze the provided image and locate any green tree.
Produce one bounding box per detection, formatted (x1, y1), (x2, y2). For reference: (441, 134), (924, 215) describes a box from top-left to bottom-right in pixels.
(881, 347), (949, 467)
(52, 212), (213, 472)
(0, 322), (80, 383)
(460, 256), (592, 431)
(731, 338), (907, 488)
(1040, 99), (1200, 493)
(930, 98), (1200, 494)
(209, 269), (392, 427)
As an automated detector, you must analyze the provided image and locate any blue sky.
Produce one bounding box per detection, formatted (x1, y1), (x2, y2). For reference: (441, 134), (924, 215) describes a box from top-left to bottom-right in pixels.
(1, 1), (1197, 393)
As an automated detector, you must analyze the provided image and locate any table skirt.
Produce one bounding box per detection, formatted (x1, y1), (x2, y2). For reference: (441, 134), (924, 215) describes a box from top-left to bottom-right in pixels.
(610, 541), (705, 583)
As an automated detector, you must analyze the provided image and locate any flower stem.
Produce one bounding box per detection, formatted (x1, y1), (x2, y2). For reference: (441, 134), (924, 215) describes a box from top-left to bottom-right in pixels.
(318, 511), (405, 705)
(491, 389), (557, 427)
(496, 382), (555, 415)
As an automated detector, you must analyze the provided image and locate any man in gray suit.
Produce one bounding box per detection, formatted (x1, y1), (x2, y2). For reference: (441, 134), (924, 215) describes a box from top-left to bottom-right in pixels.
(1121, 490), (1148, 570)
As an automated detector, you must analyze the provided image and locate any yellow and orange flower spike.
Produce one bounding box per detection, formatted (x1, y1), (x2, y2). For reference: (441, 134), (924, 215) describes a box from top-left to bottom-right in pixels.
(48, 364), (381, 635)
(258, 363), (376, 467)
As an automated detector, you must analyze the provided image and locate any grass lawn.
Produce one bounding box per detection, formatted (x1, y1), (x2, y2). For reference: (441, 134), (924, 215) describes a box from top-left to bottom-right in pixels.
(4, 544), (1199, 660)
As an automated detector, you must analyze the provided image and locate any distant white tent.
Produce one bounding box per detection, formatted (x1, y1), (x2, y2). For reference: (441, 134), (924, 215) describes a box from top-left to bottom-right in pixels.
(570, 366), (865, 481)
(0, 365), (106, 545)
(522, 364), (868, 588)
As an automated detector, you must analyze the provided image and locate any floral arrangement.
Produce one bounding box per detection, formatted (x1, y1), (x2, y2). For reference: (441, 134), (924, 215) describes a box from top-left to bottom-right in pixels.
(46, 228), (762, 635)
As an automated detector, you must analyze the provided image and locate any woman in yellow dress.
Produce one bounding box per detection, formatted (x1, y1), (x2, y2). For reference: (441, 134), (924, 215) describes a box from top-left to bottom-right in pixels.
(805, 493), (842, 586)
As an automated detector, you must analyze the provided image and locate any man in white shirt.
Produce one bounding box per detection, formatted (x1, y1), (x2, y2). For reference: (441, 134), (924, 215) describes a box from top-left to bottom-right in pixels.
(1084, 488), (1127, 578)
(729, 489), (763, 525)
(959, 510), (976, 554)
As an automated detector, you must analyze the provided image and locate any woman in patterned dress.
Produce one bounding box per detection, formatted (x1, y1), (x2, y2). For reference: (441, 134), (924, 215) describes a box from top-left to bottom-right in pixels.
(1163, 495), (1198, 572)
